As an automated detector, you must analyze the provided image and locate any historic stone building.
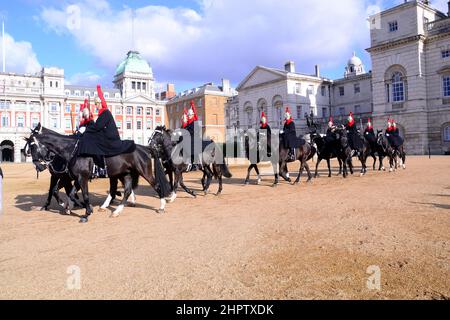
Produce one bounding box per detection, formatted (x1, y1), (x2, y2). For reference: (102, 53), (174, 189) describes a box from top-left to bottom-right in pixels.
(0, 50), (165, 162)
(226, 0), (450, 155)
(165, 79), (235, 143)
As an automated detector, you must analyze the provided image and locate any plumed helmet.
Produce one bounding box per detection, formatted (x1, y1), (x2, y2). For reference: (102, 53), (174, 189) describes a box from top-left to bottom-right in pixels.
(188, 108), (194, 117)
(82, 107), (90, 119)
(95, 97), (101, 104)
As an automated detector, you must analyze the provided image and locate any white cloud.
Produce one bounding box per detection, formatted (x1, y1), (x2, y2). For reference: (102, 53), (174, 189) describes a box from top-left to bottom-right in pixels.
(65, 71), (102, 86)
(0, 33), (41, 74)
(37, 0), (392, 84)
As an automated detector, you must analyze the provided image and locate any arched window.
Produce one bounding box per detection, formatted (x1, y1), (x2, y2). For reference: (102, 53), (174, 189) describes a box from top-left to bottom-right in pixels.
(444, 124), (450, 142)
(392, 72), (405, 102)
(244, 102), (253, 128)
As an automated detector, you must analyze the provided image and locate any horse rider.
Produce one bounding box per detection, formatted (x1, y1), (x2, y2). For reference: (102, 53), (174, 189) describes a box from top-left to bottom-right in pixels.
(185, 100), (202, 171)
(388, 119), (404, 148)
(78, 99), (94, 134)
(364, 117), (376, 144)
(259, 111), (272, 157)
(282, 106), (297, 161)
(77, 85), (135, 172)
(324, 116), (337, 144)
(346, 112), (363, 152)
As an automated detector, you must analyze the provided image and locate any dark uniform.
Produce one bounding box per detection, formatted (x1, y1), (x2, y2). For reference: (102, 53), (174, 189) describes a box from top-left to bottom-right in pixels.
(283, 118), (297, 160)
(78, 85), (135, 159)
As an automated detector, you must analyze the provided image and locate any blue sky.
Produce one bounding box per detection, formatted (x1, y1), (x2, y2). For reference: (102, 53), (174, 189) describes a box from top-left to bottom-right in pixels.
(0, 0), (448, 92)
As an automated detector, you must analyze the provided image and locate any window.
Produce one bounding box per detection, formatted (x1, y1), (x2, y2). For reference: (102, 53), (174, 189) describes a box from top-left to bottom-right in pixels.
(295, 83), (301, 95)
(126, 107), (132, 115)
(322, 108), (327, 118)
(137, 82), (141, 90)
(444, 125), (450, 141)
(147, 119), (152, 130)
(339, 86), (345, 96)
(137, 120), (142, 130)
(75, 105), (80, 113)
(441, 50), (450, 58)
(137, 107), (142, 115)
(116, 120), (122, 130)
(296, 105), (302, 119)
(50, 117), (58, 129)
(354, 105), (361, 114)
(74, 90), (80, 97)
(115, 106), (122, 115)
(84, 91), (90, 97)
(354, 83), (360, 94)
(156, 109), (160, 116)
(126, 121), (132, 130)
(55, 81), (58, 88)
(65, 104), (71, 113)
(17, 114), (25, 128)
(65, 119), (72, 129)
(339, 107), (345, 116)
(104, 92), (109, 98)
(143, 83), (147, 91)
(307, 85), (314, 94)
(31, 116), (39, 129)
(50, 102), (59, 112)
(444, 76), (450, 97)
(132, 81), (136, 90)
(65, 90), (70, 96)
(392, 72), (405, 102)
(389, 21), (398, 32)
(146, 107), (152, 115)
(1, 114), (9, 127)
(321, 86), (326, 97)
(50, 81), (53, 88)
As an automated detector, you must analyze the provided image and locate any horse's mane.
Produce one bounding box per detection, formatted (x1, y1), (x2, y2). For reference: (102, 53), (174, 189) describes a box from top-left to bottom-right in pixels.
(40, 126), (78, 140)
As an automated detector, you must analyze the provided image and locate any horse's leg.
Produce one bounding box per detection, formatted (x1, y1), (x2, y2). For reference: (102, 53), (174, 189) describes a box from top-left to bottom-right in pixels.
(99, 177), (118, 212)
(279, 160), (291, 183)
(272, 162), (279, 187)
(314, 157), (322, 178)
(203, 166), (214, 195)
(245, 165), (253, 185)
(216, 165), (223, 196)
(255, 165), (261, 185)
(178, 171), (196, 198)
(294, 160), (304, 184)
(111, 175), (132, 218)
(348, 157), (354, 175)
(401, 149), (406, 169)
(78, 174), (93, 223)
(342, 158), (347, 178)
(326, 158), (331, 177)
(372, 153), (376, 171)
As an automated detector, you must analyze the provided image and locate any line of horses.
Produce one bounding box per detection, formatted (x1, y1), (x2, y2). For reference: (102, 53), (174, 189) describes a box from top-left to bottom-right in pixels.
(22, 122), (405, 223)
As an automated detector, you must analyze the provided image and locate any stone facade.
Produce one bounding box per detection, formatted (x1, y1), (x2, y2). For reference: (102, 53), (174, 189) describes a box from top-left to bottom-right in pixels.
(165, 79), (235, 143)
(0, 51), (165, 162)
(227, 0), (450, 155)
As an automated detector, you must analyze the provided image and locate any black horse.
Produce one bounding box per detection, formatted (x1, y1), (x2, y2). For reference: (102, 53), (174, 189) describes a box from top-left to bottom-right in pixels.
(24, 137), (135, 213)
(148, 126), (232, 196)
(27, 124), (173, 223)
(244, 129), (315, 186)
(364, 130), (387, 171)
(244, 129), (277, 185)
(346, 127), (372, 176)
(377, 131), (406, 172)
(23, 138), (82, 211)
(309, 132), (343, 178)
(333, 126), (355, 178)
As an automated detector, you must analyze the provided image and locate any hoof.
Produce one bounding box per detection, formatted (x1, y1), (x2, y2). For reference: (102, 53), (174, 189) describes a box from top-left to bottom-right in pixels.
(157, 209), (165, 214)
(79, 217), (88, 223)
(272, 183), (278, 188)
(244, 181), (249, 185)
(215, 192), (222, 196)
(40, 206), (49, 211)
(98, 207), (107, 212)
(129, 203), (136, 208)
(110, 212), (120, 218)
(64, 209), (71, 215)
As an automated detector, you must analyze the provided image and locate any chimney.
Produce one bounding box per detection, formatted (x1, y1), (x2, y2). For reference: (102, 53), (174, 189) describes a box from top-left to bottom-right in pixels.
(222, 78), (230, 93)
(315, 65), (320, 78)
(284, 61), (295, 73)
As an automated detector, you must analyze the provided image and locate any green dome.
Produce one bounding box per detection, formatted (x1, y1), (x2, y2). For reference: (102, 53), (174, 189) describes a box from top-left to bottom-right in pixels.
(115, 51), (152, 76)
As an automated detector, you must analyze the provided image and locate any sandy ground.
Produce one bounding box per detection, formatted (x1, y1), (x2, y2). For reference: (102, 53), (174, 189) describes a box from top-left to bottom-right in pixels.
(0, 156), (449, 300)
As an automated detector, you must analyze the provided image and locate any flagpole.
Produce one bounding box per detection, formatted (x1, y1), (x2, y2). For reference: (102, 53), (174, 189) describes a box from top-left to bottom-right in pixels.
(2, 21), (5, 73)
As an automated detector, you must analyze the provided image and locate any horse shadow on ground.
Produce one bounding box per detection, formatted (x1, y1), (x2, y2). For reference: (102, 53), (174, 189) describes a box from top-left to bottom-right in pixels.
(413, 202), (450, 210)
(14, 189), (160, 216)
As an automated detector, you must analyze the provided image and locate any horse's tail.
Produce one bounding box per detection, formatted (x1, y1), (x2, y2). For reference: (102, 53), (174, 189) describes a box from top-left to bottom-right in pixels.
(220, 161), (232, 178)
(153, 156), (172, 198)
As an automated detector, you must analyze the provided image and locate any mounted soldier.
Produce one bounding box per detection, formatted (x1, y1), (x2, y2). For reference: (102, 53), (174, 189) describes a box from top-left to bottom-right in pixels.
(185, 100), (202, 171)
(364, 117), (376, 144)
(77, 85), (135, 171)
(78, 99), (94, 134)
(282, 106), (297, 161)
(259, 111), (272, 157)
(346, 112), (363, 151)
